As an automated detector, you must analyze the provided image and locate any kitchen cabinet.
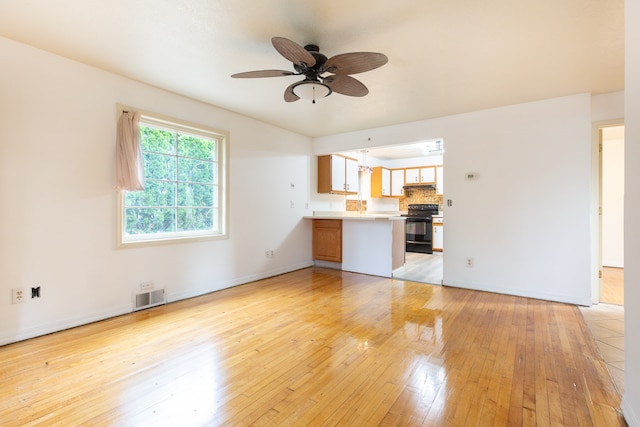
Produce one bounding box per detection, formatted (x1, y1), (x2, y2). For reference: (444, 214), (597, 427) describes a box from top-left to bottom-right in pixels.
(372, 167), (406, 198)
(436, 165), (444, 195)
(432, 217), (443, 251)
(405, 166), (435, 185)
(312, 219), (342, 262)
(391, 169), (405, 196)
(307, 215), (406, 277)
(371, 167), (391, 197)
(318, 154), (359, 194)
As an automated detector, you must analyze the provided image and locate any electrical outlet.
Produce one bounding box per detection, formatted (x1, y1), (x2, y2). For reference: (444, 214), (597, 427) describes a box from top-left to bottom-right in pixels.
(140, 281), (155, 291)
(265, 249), (274, 258)
(290, 200), (295, 208)
(12, 288), (27, 304)
(466, 257), (474, 268)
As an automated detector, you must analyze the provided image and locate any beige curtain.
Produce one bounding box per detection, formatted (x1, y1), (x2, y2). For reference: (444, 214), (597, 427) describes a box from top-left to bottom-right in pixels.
(115, 111), (145, 191)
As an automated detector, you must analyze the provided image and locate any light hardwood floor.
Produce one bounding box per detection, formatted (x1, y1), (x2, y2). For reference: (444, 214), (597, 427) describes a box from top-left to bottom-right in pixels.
(602, 267), (624, 305)
(0, 268), (626, 426)
(393, 252), (443, 285)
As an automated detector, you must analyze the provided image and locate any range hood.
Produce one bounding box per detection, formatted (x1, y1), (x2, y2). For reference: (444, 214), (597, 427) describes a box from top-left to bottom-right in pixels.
(403, 183), (436, 189)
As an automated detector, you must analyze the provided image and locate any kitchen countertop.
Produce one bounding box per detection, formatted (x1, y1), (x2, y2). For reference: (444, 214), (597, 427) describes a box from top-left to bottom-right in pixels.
(304, 212), (405, 221)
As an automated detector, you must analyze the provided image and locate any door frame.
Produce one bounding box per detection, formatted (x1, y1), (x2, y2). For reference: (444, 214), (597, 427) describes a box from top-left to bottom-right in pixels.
(591, 119), (624, 304)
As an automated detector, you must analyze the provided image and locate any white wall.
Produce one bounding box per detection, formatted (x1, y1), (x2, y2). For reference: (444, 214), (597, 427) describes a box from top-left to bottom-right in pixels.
(0, 37), (314, 345)
(602, 130), (625, 267)
(314, 94), (593, 305)
(623, 0), (640, 424)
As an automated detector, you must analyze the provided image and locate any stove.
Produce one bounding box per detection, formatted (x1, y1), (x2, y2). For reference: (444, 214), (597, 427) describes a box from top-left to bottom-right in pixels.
(403, 203), (440, 217)
(403, 204), (440, 253)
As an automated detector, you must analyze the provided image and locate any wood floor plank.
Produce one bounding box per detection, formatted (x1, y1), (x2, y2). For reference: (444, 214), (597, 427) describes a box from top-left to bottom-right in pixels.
(0, 267), (627, 426)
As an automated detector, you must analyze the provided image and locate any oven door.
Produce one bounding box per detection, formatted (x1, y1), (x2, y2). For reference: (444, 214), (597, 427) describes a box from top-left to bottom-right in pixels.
(406, 217), (433, 253)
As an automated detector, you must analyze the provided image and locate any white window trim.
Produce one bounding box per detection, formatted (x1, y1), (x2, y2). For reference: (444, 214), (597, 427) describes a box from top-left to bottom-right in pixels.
(117, 105), (229, 248)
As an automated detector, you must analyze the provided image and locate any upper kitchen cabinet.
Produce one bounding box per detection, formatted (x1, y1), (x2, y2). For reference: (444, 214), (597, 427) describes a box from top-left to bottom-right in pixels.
(404, 166), (436, 185)
(372, 167), (406, 198)
(391, 169), (405, 197)
(436, 166), (444, 195)
(318, 154), (359, 195)
(371, 167), (391, 197)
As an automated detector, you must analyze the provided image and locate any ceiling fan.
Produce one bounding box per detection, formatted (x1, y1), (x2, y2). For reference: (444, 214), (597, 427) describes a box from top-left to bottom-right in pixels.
(231, 37), (388, 103)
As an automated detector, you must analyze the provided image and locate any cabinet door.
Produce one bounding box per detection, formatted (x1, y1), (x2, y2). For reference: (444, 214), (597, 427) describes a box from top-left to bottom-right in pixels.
(420, 167), (436, 183)
(313, 219), (342, 262)
(330, 154), (346, 192)
(381, 168), (391, 196)
(436, 166), (444, 195)
(344, 157), (359, 194)
(432, 223), (443, 251)
(405, 168), (420, 184)
(391, 169), (405, 196)
(370, 166), (390, 198)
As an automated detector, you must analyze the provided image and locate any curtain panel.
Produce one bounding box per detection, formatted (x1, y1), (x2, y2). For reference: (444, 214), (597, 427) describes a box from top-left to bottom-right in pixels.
(115, 111), (145, 191)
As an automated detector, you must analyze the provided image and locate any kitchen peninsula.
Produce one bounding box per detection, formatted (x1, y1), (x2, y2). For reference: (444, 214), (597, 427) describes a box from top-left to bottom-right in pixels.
(304, 213), (406, 278)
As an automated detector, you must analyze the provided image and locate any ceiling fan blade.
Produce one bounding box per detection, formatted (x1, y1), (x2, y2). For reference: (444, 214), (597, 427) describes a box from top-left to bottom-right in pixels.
(231, 70), (296, 78)
(272, 37), (316, 67)
(284, 82), (300, 102)
(324, 52), (388, 75)
(323, 74), (369, 97)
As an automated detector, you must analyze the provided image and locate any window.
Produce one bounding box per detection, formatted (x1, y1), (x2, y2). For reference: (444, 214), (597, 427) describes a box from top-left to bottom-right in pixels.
(119, 110), (228, 246)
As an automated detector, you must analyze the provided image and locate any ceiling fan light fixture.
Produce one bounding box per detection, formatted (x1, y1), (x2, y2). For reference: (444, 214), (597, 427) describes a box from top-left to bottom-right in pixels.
(292, 82), (331, 104)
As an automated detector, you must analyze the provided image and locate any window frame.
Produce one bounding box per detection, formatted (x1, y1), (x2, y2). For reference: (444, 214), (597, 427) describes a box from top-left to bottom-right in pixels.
(117, 106), (229, 247)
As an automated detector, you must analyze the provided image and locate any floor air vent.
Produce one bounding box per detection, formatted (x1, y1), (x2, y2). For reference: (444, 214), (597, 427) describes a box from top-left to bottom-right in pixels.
(133, 288), (166, 311)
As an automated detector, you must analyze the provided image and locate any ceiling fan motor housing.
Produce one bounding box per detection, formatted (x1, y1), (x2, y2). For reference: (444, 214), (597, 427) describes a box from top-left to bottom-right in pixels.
(294, 48), (328, 80)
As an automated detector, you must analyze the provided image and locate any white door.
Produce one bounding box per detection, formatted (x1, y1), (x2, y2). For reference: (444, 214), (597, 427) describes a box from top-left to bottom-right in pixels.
(436, 166), (444, 195)
(345, 157), (359, 193)
(391, 169), (405, 196)
(420, 167), (435, 183)
(330, 154), (346, 192)
(381, 168), (391, 196)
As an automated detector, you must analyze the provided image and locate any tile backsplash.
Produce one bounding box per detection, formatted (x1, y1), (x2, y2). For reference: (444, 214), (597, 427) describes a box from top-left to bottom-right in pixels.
(346, 200), (367, 211)
(399, 187), (443, 211)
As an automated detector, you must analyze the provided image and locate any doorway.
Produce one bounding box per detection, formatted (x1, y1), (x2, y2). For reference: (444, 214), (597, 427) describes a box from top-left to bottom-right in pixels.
(600, 125), (624, 305)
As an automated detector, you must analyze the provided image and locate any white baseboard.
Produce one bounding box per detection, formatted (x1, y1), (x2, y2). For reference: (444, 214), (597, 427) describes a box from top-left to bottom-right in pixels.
(443, 279), (591, 306)
(0, 262), (315, 346)
(0, 303), (131, 346)
(622, 395), (639, 427)
(168, 261), (314, 302)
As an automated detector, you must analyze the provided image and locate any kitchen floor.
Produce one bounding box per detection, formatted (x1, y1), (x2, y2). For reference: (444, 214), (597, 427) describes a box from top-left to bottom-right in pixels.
(580, 303), (625, 396)
(579, 267), (625, 396)
(392, 251), (443, 285)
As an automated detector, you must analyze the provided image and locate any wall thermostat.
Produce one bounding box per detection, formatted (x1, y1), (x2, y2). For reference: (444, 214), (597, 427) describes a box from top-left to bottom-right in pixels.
(465, 172), (479, 180)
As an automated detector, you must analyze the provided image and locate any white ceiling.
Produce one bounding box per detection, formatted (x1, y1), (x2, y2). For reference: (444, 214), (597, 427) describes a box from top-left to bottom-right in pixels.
(0, 0), (624, 138)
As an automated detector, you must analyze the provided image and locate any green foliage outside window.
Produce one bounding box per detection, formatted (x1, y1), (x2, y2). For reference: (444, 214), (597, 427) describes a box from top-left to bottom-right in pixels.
(124, 124), (218, 237)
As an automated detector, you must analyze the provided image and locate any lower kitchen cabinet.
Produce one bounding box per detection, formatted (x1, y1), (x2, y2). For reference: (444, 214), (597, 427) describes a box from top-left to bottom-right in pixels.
(432, 220), (443, 251)
(312, 219), (342, 262)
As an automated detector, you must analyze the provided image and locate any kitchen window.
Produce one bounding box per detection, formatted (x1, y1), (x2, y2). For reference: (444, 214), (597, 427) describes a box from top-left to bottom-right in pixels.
(118, 110), (228, 246)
